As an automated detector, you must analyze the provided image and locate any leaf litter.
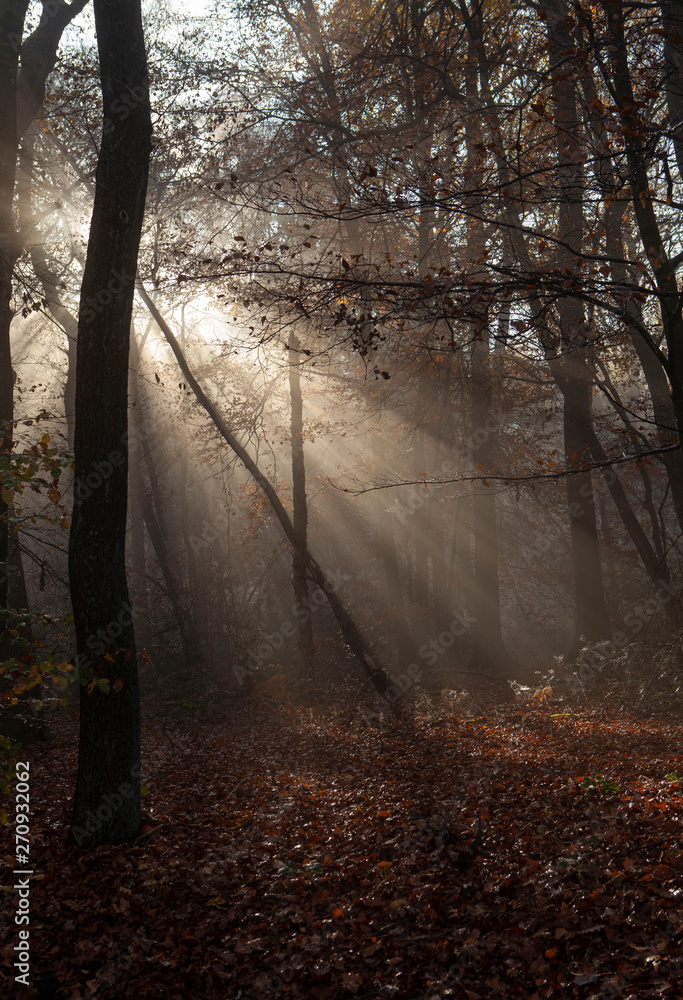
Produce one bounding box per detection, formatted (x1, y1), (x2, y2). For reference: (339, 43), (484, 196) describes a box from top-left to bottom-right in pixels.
(1, 704), (682, 999)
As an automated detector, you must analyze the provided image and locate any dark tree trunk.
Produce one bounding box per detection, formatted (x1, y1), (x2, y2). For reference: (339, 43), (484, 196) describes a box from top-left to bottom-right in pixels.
(662, 1), (683, 184)
(288, 333), (315, 677)
(600, 173), (683, 529)
(460, 33), (512, 674)
(131, 405), (205, 675)
(371, 431), (413, 660)
(411, 419), (430, 642)
(127, 328), (147, 604)
(560, 364), (611, 646)
(2, 1), (92, 533)
(587, 425), (679, 615)
(607, 2), (683, 486)
(544, 0), (610, 649)
(0, 1), (30, 610)
(69, 0), (151, 847)
(16, 0), (91, 138)
(0, 8), (30, 745)
(0, 527), (45, 745)
(469, 329), (512, 673)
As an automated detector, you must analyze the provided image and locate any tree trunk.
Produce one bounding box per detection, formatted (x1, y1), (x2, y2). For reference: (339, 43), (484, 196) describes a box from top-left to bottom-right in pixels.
(128, 369), (205, 674)
(544, 0), (610, 649)
(462, 29), (513, 674)
(560, 362), (611, 645)
(470, 329), (511, 672)
(0, 1), (30, 610)
(69, 0), (151, 847)
(136, 280), (393, 696)
(601, 185), (683, 530)
(288, 333), (315, 677)
(411, 418), (430, 642)
(662, 2), (683, 184)
(606, 2), (683, 479)
(127, 328), (147, 605)
(2, 2), (93, 592)
(371, 431), (413, 660)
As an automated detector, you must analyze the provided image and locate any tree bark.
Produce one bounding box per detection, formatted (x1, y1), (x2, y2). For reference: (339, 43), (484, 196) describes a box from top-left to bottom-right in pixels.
(470, 328), (512, 671)
(2, 2), (92, 598)
(606, 1), (683, 472)
(288, 332), (315, 677)
(371, 430), (413, 660)
(0, 1), (30, 610)
(130, 396), (205, 674)
(461, 18), (513, 673)
(544, 0), (610, 647)
(69, 0), (151, 846)
(16, 0), (91, 139)
(127, 327), (147, 603)
(662, 1), (683, 184)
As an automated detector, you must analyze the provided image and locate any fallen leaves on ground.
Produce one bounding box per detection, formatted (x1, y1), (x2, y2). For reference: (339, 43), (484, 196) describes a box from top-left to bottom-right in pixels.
(1, 704), (682, 999)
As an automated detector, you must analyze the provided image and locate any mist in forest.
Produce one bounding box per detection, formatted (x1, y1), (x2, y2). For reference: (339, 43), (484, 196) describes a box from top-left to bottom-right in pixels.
(2, 0), (682, 780)
(10, 244), (680, 708)
(3, 5), (683, 998)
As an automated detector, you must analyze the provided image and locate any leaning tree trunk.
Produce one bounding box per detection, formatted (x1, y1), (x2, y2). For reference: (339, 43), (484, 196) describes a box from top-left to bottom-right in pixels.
(136, 281), (392, 696)
(69, 0), (151, 847)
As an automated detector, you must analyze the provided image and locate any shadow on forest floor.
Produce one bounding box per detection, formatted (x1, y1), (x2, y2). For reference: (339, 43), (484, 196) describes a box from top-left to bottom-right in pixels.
(2, 698), (682, 999)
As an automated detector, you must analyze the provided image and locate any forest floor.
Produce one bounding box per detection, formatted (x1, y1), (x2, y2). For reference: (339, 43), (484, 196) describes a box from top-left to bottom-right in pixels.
(1, 697), (683, 1000)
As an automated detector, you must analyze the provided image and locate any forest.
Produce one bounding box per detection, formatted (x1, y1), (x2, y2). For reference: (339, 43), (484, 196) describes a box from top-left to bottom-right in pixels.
(1, 0), (683, 997)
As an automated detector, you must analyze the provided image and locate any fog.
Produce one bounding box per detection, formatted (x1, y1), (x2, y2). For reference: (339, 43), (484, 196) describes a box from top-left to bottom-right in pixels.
(4, 0), (682, 733)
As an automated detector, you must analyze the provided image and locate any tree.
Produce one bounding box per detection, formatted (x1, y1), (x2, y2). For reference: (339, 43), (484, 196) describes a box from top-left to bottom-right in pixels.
(288, 332), (315, 677)
(1, 0), (90, 609)
(69, 0), (151, 846)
